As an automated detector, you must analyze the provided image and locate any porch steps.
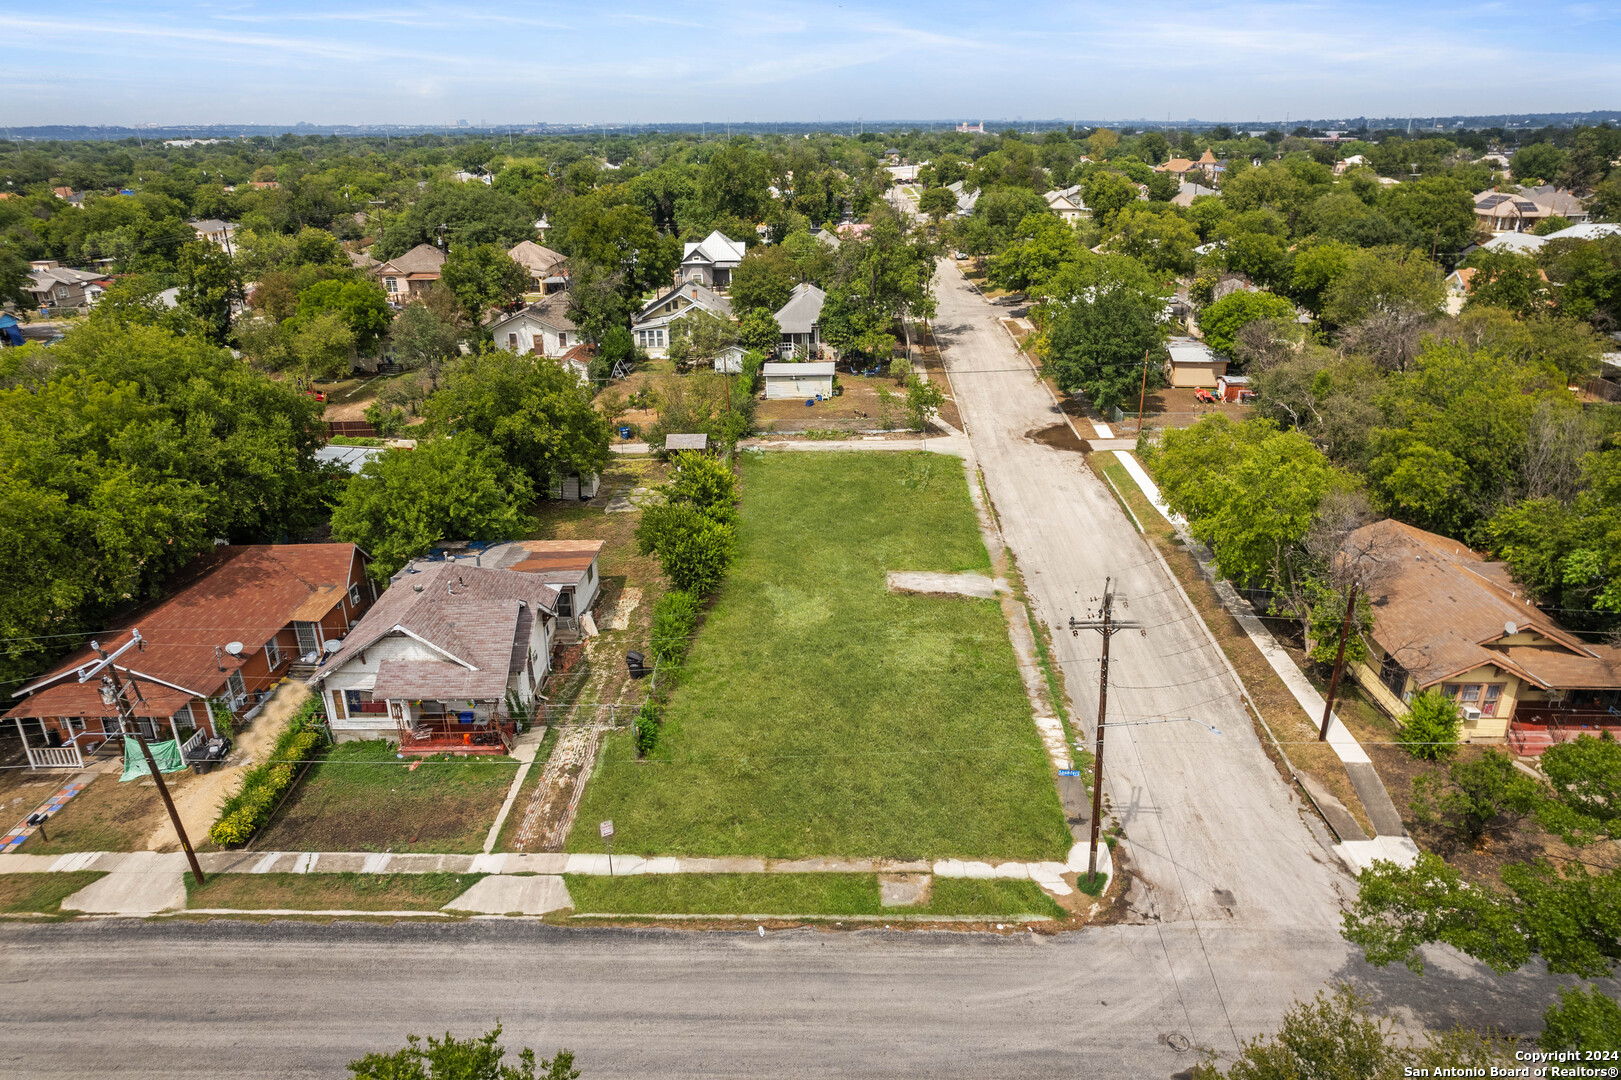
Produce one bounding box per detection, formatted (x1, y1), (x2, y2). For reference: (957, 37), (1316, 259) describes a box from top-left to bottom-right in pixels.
(1508, 727), (1556, 757)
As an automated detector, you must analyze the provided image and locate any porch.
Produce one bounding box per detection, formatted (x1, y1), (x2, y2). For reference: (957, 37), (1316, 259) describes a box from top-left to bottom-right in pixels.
(396, 717), (518, 756)
(1507, 705), (1621, 757)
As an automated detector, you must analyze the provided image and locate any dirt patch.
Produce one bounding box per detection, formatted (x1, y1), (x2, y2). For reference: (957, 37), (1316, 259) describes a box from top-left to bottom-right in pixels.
(16, 760), (206, 855)
(1026, 423), (1086, 453)
(153, 681), (307, 852)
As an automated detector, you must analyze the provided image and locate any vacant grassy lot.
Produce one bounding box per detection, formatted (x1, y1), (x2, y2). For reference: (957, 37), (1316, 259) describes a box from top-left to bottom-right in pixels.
(0, 872), (106, 913)
(563, 873), (1065, 918)
(252, 741), (517, 854)
(568, 451), (1069, 861)
(185, 871), (483, 911)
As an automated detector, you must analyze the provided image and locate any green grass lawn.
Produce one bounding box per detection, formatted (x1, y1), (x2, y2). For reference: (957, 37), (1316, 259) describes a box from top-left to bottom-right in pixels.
(0, 872), (106, 913)
(563, 873), (1066, 918)
(251, 741), (519, 854)
(567, 451), (1069, 861)
(185, 871), (482, 911)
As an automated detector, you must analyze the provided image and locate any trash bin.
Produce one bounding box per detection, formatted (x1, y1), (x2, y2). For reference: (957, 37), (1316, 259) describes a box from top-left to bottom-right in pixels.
(626, 650), (647, 678)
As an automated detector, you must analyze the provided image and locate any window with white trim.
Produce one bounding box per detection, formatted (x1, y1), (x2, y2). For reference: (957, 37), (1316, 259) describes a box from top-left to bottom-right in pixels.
(264, 636), (281, 669)
(385, 277), (398, 293)
(349, 582), (362, 606)
(226, 669), (247, 708)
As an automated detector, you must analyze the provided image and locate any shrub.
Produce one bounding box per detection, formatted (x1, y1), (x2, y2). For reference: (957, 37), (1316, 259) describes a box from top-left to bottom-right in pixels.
(651, 590), (700, 665)
(634, 700), (661, 758)
(208, 696), (328, 846)
(1400, 689), (1461, 761)
(1410, 749), (1539, 843)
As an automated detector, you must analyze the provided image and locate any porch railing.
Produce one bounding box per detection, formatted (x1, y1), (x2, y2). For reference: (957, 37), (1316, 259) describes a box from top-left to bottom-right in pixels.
(23, 743), (83, 770)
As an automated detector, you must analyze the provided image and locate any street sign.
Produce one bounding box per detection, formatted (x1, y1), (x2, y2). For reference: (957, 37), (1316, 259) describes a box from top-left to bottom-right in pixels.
(599, 820), (614, 838)
(1057, 769), (1080, 777)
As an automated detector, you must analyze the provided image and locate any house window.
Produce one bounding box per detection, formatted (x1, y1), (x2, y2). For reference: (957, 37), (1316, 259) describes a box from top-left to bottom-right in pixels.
(345, 689), (386, 714)
(226, 669), (247, 709)
(557, 590), (574, 618)
(1378, 653), (1408, 697)
(558, 333), (568, 348)
(508, 333), (519, 350)
(349, 582), (362, 606)
(55, 287), (68, 299)
(1442, 682), (1505, 717)
(264, 636), (281, 670)
(385, 277), (398, 293)
(294, 621), (321, 656)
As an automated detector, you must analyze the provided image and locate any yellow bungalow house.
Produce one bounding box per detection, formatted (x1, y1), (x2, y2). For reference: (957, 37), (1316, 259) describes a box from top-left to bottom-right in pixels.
(1347, 520), (1621, 754)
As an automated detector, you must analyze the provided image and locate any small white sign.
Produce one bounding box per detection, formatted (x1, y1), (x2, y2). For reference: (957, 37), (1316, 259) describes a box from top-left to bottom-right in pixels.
(599, 820), (614, 838)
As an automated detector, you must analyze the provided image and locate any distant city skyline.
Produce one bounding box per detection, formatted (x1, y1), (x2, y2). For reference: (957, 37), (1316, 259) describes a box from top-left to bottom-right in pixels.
(4, 1), (1618, 127)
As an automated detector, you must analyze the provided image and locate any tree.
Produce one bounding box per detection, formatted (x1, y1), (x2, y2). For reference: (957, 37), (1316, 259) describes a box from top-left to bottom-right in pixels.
(1286, 241), (1355, 315)
(373, 183), (535, 258)
(919, 185), (956, 224)
(174, 240), (240, 345)
(1542, 986), (1621, 1053)
(1541, 236), (1621, 327)
(646, 370), (755, 453)
(820, 213), (937, 357)
(1189, 984), (1500, 1080)
(1082, 172), (1139, 224)
(1041, 278), (1161, 413)
(440, 243), (530, 322)
(905, 372), (945, 431)
(421, 348), (610, 490)
(1197, 291), (1299, 357)
(1321, 246), (1445, 330)
(1399, 690), (1462, 761)
(698, 137), (771, 223)
(1344, 850), (1621, 978)
(985, 213), (1084, 293)
(388, 302), (462, 389)
(736, 308), (781, 352)
(728, 246), (796, 315)
(348, 1024), (579, 1080)
(1535, 734), (1621, 845)
(290, 277), (392, 354)
(1382, 176), (1477, 257)
(1149, 415), (1355, 587)
(1102, 204), (1199, 275)
(330, 438), (532, 582)
(287, 309), (355, 383)
(1513, 142), (1566, 186)
(1410, 749), (1539, 842)
(1462, 250), (1552, 318)
(635, 451), (739, 596)
(967, 187), (1053, 253)
(666, 310), (738, 370)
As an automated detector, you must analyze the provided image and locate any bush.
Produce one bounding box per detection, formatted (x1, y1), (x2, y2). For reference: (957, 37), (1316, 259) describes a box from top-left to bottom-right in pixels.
(363, 401), (407, 437)
(208, 695), (328, 846)
(1401, 689), (1461, 761)
(651, 590), (700, 665)
(1542, 985), (1621, 1053)
(634, 700), (661, 757)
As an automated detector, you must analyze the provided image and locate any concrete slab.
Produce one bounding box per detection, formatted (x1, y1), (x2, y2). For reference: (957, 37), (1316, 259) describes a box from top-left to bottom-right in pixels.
(60, 853), (188, 914)
(444, 874), (572, 915)
(1344, 762), (1407, 837)
(1334, 836), (1420, 875)
(879, 874), (930, 907)
(770, 858), (879, 873)
(886, 571), (999, 599)
(1296, 772), (1369, 842)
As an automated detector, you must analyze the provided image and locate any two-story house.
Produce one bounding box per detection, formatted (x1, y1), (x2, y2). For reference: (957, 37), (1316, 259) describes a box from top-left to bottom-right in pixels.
(376, 244), (448, 305)
(679, 230), (747, 288)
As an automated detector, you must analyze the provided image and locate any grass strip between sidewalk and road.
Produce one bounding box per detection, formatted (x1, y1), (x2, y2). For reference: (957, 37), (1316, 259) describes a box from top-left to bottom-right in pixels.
(183, 871), (485, 911)
(562, 872), (1066, 919)
(0, 871), (106, 914)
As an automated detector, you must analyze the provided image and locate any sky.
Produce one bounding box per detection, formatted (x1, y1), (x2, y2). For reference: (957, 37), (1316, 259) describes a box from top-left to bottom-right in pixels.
(3, 1), (1619, 127)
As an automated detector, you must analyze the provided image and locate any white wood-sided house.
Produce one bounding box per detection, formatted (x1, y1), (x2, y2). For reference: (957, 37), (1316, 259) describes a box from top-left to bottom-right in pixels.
(487, 292), (578, 358)
(310, 563), (557, 755)
(631, 282), (733, 358)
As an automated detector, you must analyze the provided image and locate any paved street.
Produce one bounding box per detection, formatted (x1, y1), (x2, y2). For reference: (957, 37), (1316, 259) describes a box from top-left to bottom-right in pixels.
(0, 919), (1576, 1079)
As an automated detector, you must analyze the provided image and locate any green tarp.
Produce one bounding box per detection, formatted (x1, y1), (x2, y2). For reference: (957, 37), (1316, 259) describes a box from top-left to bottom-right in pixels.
(120, 737), (186, 781)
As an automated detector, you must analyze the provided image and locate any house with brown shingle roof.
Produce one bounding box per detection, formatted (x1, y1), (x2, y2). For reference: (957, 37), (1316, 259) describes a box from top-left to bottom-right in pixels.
(486, 291), (577, 359)
(1347, 519), (1621, 753)
(7, 545), (372, 768)
(310, 562), (557, 754)
(376, 243), (448, 305)
(507, 240), (568, 293)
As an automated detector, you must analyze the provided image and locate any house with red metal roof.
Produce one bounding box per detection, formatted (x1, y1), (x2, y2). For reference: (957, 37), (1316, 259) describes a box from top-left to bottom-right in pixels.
(7, 544), (373, 769)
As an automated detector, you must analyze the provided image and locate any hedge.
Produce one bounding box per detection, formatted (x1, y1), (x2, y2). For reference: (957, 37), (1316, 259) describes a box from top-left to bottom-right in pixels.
(208, 695), (328, 847)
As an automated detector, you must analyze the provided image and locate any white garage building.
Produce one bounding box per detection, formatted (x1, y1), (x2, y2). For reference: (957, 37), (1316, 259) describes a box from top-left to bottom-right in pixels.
(762, 362), (836, 400)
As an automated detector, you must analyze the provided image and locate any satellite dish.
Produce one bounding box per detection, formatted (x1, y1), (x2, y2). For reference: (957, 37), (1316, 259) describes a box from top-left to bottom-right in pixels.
(1504, 621), (1517, 636)
(224, 641), (244, 656)
(323, 639), (341, 654)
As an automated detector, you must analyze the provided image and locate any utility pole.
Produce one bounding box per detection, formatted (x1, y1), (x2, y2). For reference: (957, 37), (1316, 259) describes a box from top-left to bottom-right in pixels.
(78, 631), (206, 884)
(1070, 577), (1142, 878)
(1317, 582), (1359, 742)
(1134, 347), (1152, 434)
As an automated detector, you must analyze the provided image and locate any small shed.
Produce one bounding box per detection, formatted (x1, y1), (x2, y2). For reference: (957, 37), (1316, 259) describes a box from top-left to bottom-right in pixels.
(1216, 374), (1253, 403)
(1164, 339), (1226, 389)
(712, 345), (747, 374)
(549, 472), (601, 500)
(665, 433), (710, 454)
(763, 362), (836, 401)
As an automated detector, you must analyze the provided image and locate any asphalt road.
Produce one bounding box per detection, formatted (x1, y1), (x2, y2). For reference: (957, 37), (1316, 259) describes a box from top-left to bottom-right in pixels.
(0, 919), (1582, 1079)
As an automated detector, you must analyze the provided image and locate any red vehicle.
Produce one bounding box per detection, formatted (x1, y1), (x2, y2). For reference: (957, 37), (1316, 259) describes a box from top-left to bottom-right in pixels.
(1195, 389), (1218, 404)
(304, 389), (327, 403)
